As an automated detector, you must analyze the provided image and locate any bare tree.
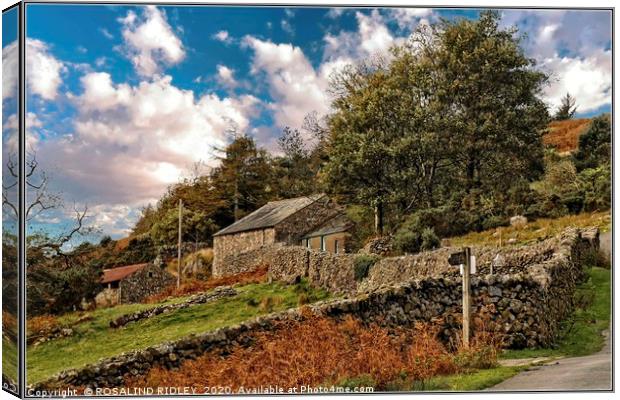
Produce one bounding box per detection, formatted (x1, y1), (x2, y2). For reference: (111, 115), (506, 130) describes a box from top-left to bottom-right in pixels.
(2, 151), (93, 262)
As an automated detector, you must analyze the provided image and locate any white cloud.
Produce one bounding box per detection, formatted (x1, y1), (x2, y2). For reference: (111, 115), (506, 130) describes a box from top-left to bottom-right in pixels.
(389, 8), (432, 29)
(541, 49), (611, 114)
(213, 30), (233, 44)
(323, 10), (398, 63)
(119, 5), (185, 77)
(3, 112), (42, 153)
(356, 10), (395, 56)
(326, 8), (345, 19)
(216, 64), (237, 88)
(281, 19), (294, 36)
(243, 36), (329, 130)
(95, 57), (107, 68)
(100, 28), (114, 40)
(500, 10), (611, 113)
(37, 73), (260, 212)
(2, 40), (18, 100)
(3, 39), (65, 101)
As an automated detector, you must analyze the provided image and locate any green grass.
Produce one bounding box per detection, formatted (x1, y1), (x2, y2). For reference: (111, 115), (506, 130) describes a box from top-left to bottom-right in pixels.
(414, 366), (526, 391)
(27, 281), (329, 385)
(2, 336), (18, 382)
(502, 266), (610, 359)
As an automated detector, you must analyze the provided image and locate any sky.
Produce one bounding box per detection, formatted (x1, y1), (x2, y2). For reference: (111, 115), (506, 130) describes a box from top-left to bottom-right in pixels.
(1, 5), (613, 242)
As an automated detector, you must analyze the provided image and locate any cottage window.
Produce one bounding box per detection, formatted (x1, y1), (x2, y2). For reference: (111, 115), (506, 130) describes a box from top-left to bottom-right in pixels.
(148, 271), (154, 278)
(305, 238), (310, 248)
(334, 240), (339, 254)
(320, 236), (326, 252)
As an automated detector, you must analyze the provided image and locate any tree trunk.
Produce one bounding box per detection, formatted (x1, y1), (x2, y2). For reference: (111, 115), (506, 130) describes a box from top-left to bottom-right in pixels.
(233, 177), (240, 221)
(374, 200), (384, 236)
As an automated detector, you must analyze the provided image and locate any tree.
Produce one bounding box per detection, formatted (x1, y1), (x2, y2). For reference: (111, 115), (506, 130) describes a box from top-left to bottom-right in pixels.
(211, 134), (274, 223)
(554, 92), (578, 121)
(2, 152), (93, 265)
(573, 114), (611, 171)
(324, 11), (549, 234)
(272, 127), (315, 198)
(150, 207), (218, 248)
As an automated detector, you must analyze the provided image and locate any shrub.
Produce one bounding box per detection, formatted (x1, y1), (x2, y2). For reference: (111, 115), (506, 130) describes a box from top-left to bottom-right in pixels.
(127, 316), (457, 392)
(353, 255), (380, 281)
(573, 114), (611, 172)
(420, 228), (440, 251)
(579, 164), (611, 212)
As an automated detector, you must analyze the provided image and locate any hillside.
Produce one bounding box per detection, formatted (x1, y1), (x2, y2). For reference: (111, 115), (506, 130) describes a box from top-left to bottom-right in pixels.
(544, 118), (591, 153)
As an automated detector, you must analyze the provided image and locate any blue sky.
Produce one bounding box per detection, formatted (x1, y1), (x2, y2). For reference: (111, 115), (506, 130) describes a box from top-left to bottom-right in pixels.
(1, 5), (612, 242)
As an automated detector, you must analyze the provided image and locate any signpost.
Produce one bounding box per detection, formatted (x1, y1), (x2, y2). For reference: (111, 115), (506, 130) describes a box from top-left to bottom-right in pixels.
(448, 247), (473, 349)
(462, 247), (472, 349)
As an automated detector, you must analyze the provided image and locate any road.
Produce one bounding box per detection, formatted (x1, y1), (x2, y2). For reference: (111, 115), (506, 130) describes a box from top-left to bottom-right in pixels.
(491, 333), (611, 390)
(600, 231), (611, 259)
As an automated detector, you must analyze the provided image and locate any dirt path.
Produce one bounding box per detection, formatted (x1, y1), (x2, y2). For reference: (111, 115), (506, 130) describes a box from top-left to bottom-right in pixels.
(491, 331), (612, 391)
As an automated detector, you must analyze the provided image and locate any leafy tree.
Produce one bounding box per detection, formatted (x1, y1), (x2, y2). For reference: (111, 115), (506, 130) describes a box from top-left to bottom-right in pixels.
(131, 204), (157, 236)
(573, 114), (611, 171)
(427, 11), (549, 192)
(211, 134), (274, 223)
(150, 207), (218, 248)
(554, 92), (578, 120)
(325, 11), (549, 235)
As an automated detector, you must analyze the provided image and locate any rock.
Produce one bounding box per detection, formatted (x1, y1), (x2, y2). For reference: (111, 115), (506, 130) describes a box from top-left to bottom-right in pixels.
(510, 215), (528, 227)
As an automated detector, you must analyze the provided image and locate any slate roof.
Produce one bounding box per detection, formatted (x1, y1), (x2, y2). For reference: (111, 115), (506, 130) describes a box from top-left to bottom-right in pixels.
(213, 194), (326, 237)
(302, 213), (354, 238)
(101, 263), (147, 284)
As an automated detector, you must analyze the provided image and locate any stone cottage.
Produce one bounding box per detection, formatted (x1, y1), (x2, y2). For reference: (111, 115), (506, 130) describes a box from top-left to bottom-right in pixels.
(213, 194), (353, 273)
(96, 263), (175, 307)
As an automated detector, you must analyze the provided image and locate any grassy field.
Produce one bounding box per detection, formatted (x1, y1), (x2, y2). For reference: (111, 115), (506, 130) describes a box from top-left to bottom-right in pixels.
(2, 336), (18, 382)
(502, 266), (611, 359)
(450, 211), (610, 247)
(27, 281), (329, 385)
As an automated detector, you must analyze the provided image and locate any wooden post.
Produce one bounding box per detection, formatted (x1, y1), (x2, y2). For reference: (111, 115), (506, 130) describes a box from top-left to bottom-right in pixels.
(462, 247), (471, 349)
(177, 199), (183, 288)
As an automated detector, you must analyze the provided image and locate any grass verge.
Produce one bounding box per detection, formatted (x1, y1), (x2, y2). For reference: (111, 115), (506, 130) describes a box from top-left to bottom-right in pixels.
(502, 266), (610, 359)
(412, 366), (526, 391)
(27, 280), (328, 385)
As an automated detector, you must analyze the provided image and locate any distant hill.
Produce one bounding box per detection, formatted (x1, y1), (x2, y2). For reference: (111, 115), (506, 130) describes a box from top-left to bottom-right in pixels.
(544, 118), (591, 153)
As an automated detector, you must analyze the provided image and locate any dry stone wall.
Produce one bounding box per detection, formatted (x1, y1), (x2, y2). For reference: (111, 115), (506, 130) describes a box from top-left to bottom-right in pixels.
(110, 287), (237, 329)
(34, 228), (599, 391)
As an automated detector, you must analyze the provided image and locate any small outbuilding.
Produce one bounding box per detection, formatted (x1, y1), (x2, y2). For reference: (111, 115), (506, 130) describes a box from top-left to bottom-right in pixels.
(212, 194), (353, 273)
(95, 263), (175, 307)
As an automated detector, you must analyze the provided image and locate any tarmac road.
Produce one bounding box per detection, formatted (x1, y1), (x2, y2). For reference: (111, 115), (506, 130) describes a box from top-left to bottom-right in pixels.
(491, 231), (612, 391)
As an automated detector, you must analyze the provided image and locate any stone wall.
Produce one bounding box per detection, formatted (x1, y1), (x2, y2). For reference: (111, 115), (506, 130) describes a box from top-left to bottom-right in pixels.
(110, 287), (237, 328)
(119, 264), (176, 304)
(212, 228), (275, 276)
(34, 228), (599, 390)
